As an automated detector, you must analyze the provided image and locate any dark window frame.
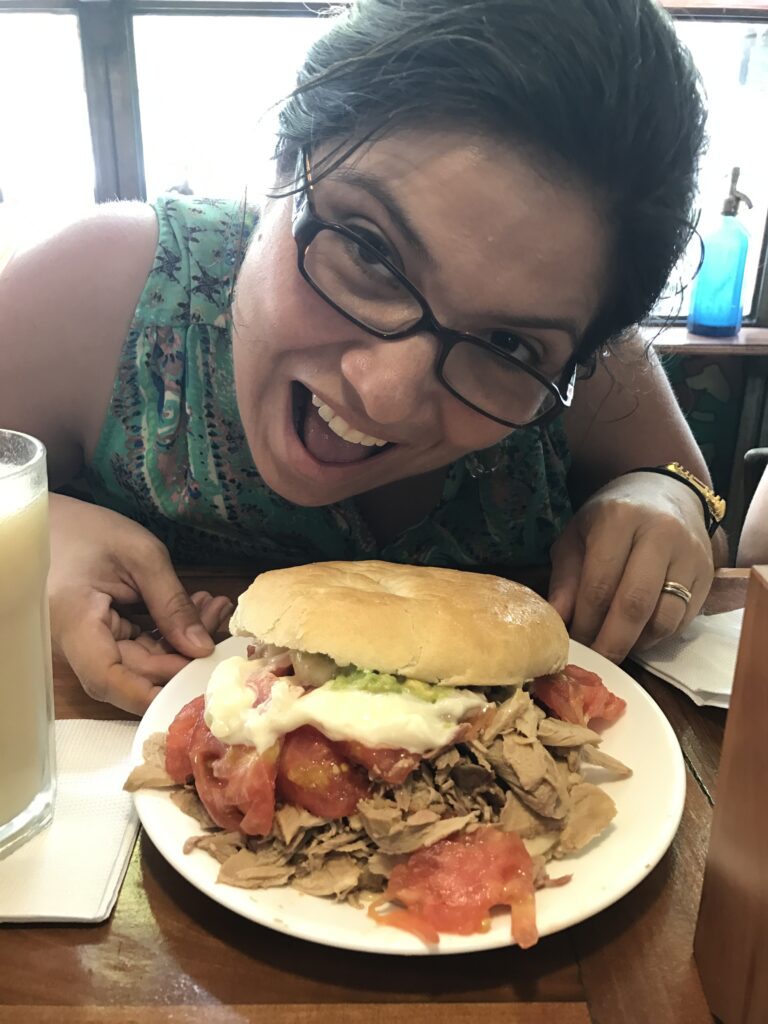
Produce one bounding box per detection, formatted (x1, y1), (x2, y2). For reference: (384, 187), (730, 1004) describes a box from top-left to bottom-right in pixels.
(1, 0), (766, 324)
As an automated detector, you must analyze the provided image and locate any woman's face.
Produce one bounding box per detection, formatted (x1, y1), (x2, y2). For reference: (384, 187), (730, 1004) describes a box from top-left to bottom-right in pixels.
(232, 132), (608, 507)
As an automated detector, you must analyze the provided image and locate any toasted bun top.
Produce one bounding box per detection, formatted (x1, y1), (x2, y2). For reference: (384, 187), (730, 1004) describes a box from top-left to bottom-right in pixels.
(229, 560), (567, 687)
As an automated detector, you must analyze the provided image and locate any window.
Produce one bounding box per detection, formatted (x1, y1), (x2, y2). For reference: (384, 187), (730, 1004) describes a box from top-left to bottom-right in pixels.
(656, 18), (768, 319)
(0, 12), (94, 210)
(0, 0), (766, 326)
(133, 13), (328, 198)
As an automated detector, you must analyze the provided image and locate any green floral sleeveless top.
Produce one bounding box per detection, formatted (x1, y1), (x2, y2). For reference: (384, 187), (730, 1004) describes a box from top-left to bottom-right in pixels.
(85, 196), (573, 569)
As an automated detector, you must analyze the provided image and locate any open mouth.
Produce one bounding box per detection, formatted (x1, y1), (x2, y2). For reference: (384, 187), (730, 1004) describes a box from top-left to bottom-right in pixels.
(292, 381), (310, 436)
(291, 382), (394, 466)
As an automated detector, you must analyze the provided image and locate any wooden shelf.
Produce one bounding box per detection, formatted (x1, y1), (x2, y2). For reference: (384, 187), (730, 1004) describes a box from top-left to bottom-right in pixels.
(646, 325), (768, 356)
(664, 1), (768, 11)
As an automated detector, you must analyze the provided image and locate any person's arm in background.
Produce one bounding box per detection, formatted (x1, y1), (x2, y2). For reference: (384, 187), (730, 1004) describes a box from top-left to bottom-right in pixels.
(737, 464), (768, 566)
(550, 333), (726, 662)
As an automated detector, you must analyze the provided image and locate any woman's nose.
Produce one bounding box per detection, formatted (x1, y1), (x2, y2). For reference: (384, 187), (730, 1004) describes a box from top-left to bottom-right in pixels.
(340, 332), (438, 426)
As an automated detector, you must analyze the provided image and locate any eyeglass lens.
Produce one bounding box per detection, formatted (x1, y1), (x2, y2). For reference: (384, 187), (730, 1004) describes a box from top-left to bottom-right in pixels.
(303, 227), (558, 426)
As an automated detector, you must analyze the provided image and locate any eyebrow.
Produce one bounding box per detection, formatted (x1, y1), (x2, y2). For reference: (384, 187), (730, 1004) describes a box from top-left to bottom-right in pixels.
(329, 166), (435, 267)
(328, 166), (583, 349)
(487, 315), (582, 348)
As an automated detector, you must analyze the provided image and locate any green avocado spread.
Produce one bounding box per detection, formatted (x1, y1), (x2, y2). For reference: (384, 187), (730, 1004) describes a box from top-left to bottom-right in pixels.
(327, 668), (459, 702)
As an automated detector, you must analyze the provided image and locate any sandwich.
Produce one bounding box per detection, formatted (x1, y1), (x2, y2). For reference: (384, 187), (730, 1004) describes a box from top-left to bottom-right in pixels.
(128, 560), (629, 948)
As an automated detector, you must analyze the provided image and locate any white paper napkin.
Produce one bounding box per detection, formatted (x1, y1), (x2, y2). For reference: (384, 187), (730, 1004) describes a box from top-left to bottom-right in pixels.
(630, 608), (744, 709)
(0, 719), (139, 922)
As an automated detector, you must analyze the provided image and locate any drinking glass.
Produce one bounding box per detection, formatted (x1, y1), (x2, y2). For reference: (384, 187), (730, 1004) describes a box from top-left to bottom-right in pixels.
(0, 429), (56, 858)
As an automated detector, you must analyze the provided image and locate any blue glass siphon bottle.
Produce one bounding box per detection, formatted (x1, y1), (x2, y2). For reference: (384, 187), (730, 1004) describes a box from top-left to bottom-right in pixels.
(687, 168), (753, 338)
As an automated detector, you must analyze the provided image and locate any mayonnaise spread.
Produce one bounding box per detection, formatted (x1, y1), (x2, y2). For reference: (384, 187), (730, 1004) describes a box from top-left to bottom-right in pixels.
(204, 655), (488, 755)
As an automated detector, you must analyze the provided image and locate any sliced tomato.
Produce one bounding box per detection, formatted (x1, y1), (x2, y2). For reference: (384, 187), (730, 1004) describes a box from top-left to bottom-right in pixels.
(367, 901), (440, 945)
(167, 667), (285, 834)
(187, 715), (281, 836)
(335, 740), (422, 785)
(165, 695), (205, 784)
(216, 742), (280, 836)
(533, 663), (626, 727)
(371, 826), (539, 948)
(188, 714), (244, 831)
(277, 726), (371, 818)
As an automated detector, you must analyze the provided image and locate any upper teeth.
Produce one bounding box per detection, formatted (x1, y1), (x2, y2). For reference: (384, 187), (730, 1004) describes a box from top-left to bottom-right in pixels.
(311, 394), (388, 447)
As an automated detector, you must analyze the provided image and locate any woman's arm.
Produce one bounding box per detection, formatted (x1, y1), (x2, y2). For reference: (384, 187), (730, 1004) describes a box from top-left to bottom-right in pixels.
(1, 209), (227, 710)
(563, 335), (728, 565)
(547, 334), (721, 662)
(0, 202), (158, 485)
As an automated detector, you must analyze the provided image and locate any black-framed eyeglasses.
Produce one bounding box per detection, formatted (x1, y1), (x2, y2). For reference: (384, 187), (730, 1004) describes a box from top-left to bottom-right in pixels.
(291, 152), (578, 429)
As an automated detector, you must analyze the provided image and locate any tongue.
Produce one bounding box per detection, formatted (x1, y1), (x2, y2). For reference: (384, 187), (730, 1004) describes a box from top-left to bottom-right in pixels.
(302, 402), (379, 464)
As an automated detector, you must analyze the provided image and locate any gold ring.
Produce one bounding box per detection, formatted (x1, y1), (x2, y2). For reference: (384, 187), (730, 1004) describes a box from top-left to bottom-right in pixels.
(661, 580), (693, 604)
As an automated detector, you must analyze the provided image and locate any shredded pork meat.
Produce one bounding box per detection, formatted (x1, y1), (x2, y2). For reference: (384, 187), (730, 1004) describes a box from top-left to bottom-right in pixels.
(126, 688), (630, 902)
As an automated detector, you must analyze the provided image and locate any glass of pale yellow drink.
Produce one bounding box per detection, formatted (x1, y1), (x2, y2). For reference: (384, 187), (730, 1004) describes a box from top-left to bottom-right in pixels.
(0, 429), (55, 858)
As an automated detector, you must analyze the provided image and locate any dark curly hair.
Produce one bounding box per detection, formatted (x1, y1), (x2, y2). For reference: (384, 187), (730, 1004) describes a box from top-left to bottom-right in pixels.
(275, 0), (706, 360)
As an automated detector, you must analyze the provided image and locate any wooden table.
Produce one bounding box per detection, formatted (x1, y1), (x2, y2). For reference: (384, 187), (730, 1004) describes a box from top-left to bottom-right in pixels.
(0, 569), (748, 1024)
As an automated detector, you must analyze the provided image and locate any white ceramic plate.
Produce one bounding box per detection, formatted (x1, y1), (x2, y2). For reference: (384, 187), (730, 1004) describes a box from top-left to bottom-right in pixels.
(131, 637), (685, 955)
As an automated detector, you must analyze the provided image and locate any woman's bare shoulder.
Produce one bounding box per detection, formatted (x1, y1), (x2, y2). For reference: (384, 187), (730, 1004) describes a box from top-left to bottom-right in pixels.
(0, 202), (158, 486)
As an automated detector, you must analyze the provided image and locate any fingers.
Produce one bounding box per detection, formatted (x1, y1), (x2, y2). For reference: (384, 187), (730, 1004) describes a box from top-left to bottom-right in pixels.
(133, 592), (234, 654)
(100, 668), (164, 716)
(567, 530), (635, 648)
(591, 545), (699, 663)
(678, 571), (711, 629)
(55, 590), (164, 715)
(551, 473), (716, 664)
(107, 608), (141, 641)
(547, 529), (585, 625)
(128, 552), (215, 660)
(116, 640), (190, 682)
(194, 592), (235, 637)
(634, 570), (709, 651)
(111, 593), (232, 709)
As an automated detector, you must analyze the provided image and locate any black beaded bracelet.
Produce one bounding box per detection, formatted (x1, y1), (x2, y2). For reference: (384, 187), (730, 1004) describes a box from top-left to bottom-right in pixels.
(628, 466), (721, 537)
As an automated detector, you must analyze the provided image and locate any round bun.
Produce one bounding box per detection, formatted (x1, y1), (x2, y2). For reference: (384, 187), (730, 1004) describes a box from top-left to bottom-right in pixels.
(229, 560), (567, 687)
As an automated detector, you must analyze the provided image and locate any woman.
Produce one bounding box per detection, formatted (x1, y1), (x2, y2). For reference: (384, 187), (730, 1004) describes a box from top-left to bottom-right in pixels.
(0, 0), (722, 714)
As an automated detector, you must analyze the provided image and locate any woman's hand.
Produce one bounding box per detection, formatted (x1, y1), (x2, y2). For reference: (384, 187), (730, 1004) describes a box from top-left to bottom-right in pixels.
(547, 472), (714, 662)
(48, 495), (234, 715)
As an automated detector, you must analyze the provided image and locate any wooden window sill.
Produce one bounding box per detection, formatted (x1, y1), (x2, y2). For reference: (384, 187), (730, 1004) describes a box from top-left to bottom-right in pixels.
(646, 325), (768, 356)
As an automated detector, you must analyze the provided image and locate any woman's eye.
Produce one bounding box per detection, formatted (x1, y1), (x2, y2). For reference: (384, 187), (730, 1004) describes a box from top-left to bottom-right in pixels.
(487, 330), (542, 366)
(348, 226), (397, 266)
(339, 230), (404, 293)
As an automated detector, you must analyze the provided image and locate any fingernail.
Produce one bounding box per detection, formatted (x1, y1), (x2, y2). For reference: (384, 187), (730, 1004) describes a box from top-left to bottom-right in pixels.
(185, 624), (214, 650)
